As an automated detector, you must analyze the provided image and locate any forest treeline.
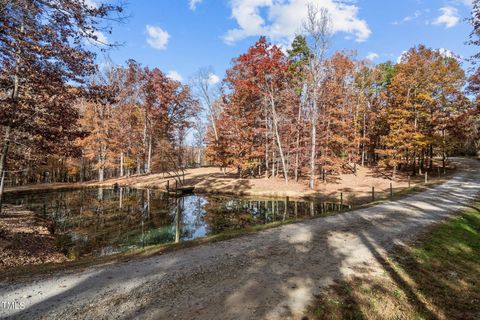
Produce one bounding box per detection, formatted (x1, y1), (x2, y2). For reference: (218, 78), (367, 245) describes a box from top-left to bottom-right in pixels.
(207, 6), (480, 188)
(2, 0), (480, 201)
(208, 37), (474, 186)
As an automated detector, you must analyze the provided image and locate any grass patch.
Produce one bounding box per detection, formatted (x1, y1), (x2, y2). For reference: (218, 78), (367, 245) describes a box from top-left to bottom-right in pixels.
(307, 202), (480, 320)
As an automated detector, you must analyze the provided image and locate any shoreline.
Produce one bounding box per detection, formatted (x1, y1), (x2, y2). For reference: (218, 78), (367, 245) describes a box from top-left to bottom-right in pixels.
(0, 163), (458, 278)
(4, 163), (456, 201)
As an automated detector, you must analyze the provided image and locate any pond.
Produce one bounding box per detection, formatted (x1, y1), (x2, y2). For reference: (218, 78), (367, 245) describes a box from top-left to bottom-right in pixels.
(4, 188), (350, 260)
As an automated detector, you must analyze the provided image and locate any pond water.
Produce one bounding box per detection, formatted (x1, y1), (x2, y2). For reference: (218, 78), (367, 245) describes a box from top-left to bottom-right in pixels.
(4, 188), (350, 260)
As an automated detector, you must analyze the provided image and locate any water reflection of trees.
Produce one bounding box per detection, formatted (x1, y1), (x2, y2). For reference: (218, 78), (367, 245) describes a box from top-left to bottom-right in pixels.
(5, 189), (350, 259)
(6, 188), (175, 258)
(202, 197), (351, 234)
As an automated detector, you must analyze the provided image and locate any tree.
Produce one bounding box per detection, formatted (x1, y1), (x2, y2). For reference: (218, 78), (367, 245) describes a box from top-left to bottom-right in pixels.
(302, 4), (332, 189)
(191, 67), (221, 143)
(288, 35), (311, 181)
(0, 0), (123, 211)
(210, 37), (297, 180)
(144, 68), (199, 171)
(379, 46), (466, 178)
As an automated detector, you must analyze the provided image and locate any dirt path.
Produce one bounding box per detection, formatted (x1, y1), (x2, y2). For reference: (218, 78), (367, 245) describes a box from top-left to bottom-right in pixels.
(1, 158), (479, 320)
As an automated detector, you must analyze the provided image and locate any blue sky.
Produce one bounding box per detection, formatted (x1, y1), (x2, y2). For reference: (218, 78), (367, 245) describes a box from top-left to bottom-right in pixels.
(92, 0), (476, 82)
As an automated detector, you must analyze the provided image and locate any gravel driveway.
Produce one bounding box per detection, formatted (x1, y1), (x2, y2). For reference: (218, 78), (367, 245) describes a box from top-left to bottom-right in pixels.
(1, 157), (479, 320)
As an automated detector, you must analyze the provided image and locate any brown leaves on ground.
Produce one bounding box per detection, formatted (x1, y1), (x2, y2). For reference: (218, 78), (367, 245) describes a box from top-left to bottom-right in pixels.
(0, 205), (67, 270)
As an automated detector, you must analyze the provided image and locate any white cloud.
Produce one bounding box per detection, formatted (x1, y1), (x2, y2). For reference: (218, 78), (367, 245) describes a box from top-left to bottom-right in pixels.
(84, 0), (98, 8)
(438, 48), (462, 59)
(433, 7), (460, 29)
(393, 10), (421, 25)
(84, 30), (108, 46)
(223, 0), (371, 45)
(397, 50), (408, 64)
(207, 73), (220, 85)
(92, 30), (108, 44)
(167, 70), (183, 82)
(146, 25), (170, 50)
(189, 0), (203, 10)
(366, 52), (379, 61)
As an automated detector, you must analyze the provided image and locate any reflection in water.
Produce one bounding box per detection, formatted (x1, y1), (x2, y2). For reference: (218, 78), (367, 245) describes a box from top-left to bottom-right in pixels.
(5, 188), (350, 260)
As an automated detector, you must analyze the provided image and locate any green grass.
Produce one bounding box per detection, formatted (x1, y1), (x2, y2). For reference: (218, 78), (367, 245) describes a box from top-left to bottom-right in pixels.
(308, 202), (480, 320)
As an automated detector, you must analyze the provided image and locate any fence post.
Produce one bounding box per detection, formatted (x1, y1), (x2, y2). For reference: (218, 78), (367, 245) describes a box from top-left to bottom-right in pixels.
(372, 186), (375, 202)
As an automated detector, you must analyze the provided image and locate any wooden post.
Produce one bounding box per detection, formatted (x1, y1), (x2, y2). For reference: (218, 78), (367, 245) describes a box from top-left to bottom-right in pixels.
(175, 198), (180, 243)
(285, 197), (289, 218)
(425, 171), (428, 184)
(372, 187), (375, 202)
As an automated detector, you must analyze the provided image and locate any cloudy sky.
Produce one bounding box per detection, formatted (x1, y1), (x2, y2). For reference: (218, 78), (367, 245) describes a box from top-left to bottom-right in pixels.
(92, 0), (476, 82)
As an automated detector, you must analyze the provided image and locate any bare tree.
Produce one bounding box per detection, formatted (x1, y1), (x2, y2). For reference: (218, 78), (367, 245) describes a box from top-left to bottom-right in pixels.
(190, 67), (221, 142)
(302, 3), (332, 189)
(193, 119), (206, 166)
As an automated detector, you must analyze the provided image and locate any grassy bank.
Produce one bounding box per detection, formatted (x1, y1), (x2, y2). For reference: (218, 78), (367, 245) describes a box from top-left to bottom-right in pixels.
(307, 202), (480, 320)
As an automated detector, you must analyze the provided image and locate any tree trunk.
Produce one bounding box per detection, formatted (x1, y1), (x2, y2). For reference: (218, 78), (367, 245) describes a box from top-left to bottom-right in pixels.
(442, 129), (446, 172)
(392, 162), (397, 181)
(272, 149), (275, 178)
(265, 109), (269, 179)
(429, 144), (433, 170)
(120, 151), (124, 177)
(361, 106), (367, 166)
(412, 152), (416, 176)
(146, 135), (152, 174)
(209, 112), (219, 142)
(309, 125), (316, 189)
(269, 96), (288, 183)
(294, 97), (303, 182)
(98, 166), (104, 182)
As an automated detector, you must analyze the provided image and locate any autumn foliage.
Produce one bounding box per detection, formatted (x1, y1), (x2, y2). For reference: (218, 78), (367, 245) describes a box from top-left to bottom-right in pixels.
(205, 37), (474, 187)
(1, 1), (480, 193)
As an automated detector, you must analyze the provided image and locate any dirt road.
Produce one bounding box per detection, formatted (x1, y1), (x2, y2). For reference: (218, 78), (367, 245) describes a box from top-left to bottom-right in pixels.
(1, 158), (479, 320)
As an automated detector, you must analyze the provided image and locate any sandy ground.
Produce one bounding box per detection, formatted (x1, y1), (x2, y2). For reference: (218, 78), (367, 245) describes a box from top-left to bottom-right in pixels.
(0, 157), (478, 320)
(0, 205), (67, 269)
(5, 162), (453, 200)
